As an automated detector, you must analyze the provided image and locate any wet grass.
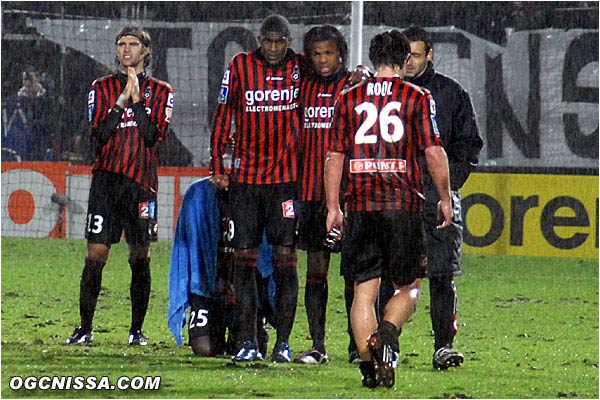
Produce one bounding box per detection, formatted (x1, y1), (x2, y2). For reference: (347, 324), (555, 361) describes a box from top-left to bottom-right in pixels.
(1, 238), (598, 398)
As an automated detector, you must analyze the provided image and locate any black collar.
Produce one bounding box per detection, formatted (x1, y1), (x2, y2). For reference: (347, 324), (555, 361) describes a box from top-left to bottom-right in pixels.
(407, 61), (435, 86)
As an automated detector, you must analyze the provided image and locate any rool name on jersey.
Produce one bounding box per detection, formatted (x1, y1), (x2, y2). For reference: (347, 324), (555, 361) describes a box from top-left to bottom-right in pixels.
(366, 81), (394, 96)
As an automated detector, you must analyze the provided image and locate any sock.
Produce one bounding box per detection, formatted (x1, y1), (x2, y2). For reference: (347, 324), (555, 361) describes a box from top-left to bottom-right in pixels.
(272, 250), (298, 344)
(378, 320), (399, 346)
(79, 258), (105, 333)
(233, 250), (258, 347)
(344, 278), (357, 353)
(305, 271), (328, 353)
(129, 258), (151, 332)
(430, 276), (458, 350)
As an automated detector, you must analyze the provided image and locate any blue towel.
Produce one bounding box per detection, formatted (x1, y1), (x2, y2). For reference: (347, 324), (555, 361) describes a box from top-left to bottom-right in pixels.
(167, 177), (274, 347)
(167, 177), (219, 346)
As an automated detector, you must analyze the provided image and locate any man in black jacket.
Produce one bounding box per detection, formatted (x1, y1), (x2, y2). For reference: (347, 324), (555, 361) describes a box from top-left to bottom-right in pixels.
(402, 26), (483, 370)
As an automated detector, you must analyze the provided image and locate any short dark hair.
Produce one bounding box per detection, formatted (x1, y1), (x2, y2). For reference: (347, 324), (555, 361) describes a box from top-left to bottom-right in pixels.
(115, 26), (152, 67)
(368, 30), (411, 69)
(303, 25), (348, 71)
(22, 65), (40, 79)
(260, 14), (291, 37)
(402, 25), (433, 55)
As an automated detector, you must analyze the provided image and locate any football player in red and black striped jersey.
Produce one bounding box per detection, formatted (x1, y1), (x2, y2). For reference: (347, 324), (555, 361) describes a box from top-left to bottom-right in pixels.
(66, 26), (173, 347)
(293, 25), (351, 365)
(209, 14), (301, 363)
(324, 30), (453, 388)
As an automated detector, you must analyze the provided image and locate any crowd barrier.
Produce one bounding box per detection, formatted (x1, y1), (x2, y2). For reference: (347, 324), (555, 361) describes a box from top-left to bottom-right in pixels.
(2, 162), (597, 259)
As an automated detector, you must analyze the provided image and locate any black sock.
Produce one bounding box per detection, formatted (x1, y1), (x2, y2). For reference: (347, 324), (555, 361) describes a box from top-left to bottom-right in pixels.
(233, 250), (258, 347)
(272, 251), (298, 344)
(129, 258), (151, 332)
(344, 278), (357, 353)
(378, 320), (399, 346)
(305, 278), (328, 353)
(79, 258), (105, 333)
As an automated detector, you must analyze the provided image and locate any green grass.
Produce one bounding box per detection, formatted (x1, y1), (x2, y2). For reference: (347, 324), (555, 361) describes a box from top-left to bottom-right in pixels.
(1, 237), (598, 398)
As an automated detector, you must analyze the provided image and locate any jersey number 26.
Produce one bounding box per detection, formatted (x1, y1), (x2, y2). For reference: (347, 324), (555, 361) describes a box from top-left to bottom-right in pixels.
(354, 101), (404, 144)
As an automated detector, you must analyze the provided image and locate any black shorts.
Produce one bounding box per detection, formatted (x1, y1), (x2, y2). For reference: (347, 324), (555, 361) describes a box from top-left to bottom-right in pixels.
(296, 201), (328, 251)
(188, 294), (223, 340)
(341, 210), (425, 286)
(228, 182), (296, 249)
(422, 190), (463, 277)
(85, 171), (158, 246)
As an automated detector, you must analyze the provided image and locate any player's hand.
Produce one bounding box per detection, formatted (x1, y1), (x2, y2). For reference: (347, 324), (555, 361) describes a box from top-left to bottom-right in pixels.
(348, 65), (371, 86)
(127, 67), (140, 103)
(326, 206), (344, 233)
(210, 174), (229, 189)
(436, 199), (453, 229)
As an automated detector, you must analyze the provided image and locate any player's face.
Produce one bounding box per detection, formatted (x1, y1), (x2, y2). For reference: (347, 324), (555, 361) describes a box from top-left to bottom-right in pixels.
(116, 35), (148, 72)
(22, 73), (40, 91)
(310, 40), (342, 78)
(405, 41), (432, 79)
(259, 31), (291, 65)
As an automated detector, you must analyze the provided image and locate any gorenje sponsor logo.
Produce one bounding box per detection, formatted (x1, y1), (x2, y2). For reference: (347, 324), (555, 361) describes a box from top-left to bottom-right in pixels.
(304, 106), (334, 119)
(244, 86), (300, 112)
(303, 106), (335, 129)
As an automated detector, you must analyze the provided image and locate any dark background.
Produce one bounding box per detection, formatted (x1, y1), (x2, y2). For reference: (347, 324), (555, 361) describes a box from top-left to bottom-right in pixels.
(2, 1), (598, 163)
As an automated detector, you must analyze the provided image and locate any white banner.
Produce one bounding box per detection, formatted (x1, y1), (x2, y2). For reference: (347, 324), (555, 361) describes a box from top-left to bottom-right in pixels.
(29, 20), (599, 169)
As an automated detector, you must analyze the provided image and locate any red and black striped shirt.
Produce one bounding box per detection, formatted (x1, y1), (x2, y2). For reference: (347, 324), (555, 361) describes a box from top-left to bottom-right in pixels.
(88, 72), (173, 191)
(210, 48), (302, 184)
(299, 70), (351, 201)
(329, 77), (441, 212)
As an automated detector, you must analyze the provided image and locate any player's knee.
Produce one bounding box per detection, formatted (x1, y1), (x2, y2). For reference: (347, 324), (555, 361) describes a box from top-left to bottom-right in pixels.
(87, 243), (109, 264)
(307, 250), (330, 278)
(272, 245), (294, 255)
(128, 244), (150, 261)
(190, 336), (214, 357)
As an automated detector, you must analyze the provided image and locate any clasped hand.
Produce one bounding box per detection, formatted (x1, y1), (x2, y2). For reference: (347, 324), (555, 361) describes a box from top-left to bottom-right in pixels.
(122, 67), (140, 103)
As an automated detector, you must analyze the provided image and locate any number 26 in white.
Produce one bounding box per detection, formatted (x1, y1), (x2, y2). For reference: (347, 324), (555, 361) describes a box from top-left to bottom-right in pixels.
(354, 101), (404, 144)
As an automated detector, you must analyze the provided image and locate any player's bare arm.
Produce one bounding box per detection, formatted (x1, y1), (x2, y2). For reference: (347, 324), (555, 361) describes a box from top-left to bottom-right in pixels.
(128, 67), (140, 103)
(210, 174), (229, 189)
(425, 145), (453, 229)
(324, 150), (345, 232)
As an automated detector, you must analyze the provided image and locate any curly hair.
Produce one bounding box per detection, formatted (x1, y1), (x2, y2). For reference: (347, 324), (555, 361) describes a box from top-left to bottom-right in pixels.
(303, 24), (348, 75)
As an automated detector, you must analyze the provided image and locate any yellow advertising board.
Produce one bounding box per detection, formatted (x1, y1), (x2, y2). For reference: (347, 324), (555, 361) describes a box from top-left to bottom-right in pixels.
(461, 173), (598, 259)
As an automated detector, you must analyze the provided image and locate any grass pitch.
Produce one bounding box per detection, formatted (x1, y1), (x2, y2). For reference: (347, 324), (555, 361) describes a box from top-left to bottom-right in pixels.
(1, 237), (598, 398)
